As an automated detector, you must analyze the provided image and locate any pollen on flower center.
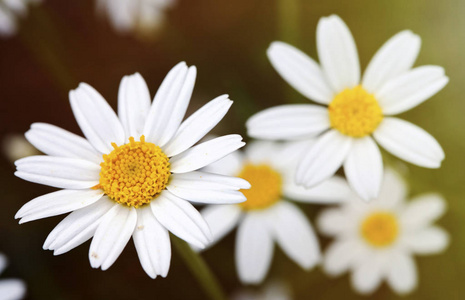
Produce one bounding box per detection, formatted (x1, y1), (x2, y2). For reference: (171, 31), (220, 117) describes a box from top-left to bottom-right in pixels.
(360, 211), (399, 247)
(96, 135), (170, 208)
(238, 164), (282, 211)
(328, 85), (383, 137)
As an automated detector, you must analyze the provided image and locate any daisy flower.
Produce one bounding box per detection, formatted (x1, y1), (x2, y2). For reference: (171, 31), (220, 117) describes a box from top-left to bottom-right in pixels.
(246, 15), (448, 201)
(97, 0), (175, 35)
(14, 62), (248, 279)
(317, 169), (449, 295)
(0, 253), (26, 300)
(0, 0), (41, 37)
(198, 140), (350, 284)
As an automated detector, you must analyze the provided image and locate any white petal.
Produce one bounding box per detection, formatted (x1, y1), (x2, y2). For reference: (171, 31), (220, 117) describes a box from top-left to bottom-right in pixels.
(118, 73), (151, 138)
(243, 140), (277, 164)
(0, 279), (26, 300)
(143, 62), (196, 147)
(343, 137), (383, 201)
(0, 254), (6, 274)
(317, 208), (349, 236)
(373, 118), (444, 168)
(44, 197), (115, 255)
(169, 135), (245, 173)
(200, 205), (242, 250)
(375, 168), (407, 208)
(150, 191), (211, 248)
(170, 171), (250, 191)
(296, 130), (352, 188)
(323, 240), (364, 276)
(269, 202), (320, 269)
(25, 123), (101, 164)
(133, 206), (171, 279)
(404, 226), (449, 255)
(317, 15), (360, 92)
(167, 186), (246, 205)
(163, 95), (233, 157)
(15, 156), (100, 189)
(246, 105), (330, 140)
(351, 256), (384, 294)
(201, 150), (244, 176)
(386, 252), (417, 295)
(377, 66), (448, 115)
(236, 212), (274, 284)
(0, 9), (17, 37)
(362, 30), (421, 93)
(400, 193), (446, 230)
(89, 205), (137, 270)
(271, 139), (316, 170)
(267, 41), (333, 104)
(16, 189), (104, 223)
(69, 83), (125, 153)
(283, 176), (350, 204)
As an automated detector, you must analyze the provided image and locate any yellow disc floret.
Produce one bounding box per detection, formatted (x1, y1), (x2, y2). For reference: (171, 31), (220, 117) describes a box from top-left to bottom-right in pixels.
(238, 164), (282, 211)
(360, 211), (399, 247)
(96, 135), (170, 208)
(329, 85), (383, 137)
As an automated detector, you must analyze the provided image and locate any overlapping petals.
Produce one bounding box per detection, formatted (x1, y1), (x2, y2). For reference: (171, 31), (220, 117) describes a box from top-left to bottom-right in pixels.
(317, 169), (449, 295)
(247, 14), (448, 201)
(15, 63), (247, 278)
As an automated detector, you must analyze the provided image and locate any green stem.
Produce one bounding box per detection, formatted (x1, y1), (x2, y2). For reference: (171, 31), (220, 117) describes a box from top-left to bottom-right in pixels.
(171, 235), (227, 300)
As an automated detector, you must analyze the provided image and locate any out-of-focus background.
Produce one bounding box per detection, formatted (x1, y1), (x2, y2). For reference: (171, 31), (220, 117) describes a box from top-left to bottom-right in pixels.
(0, 0), (463, 299)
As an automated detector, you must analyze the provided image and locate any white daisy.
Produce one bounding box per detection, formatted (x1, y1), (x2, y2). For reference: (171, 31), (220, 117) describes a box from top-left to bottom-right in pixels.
(246, 15), (448, 201)
(0, 0), (41, 37)
(317, 169), (449, 295)
(14, 62), (248, 279)
(198, 140), (351, 284)
(0, 253), (26, 300)
(97, 0), (175, 35)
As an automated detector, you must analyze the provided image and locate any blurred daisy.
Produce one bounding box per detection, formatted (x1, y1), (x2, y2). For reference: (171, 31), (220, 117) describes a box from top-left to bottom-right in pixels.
(0, 253), (26, 300)
(0, 0), (41, 37)
(247, 15), (448, 201)
(2, 134), (39, 163)
(199, 141), (350, 284)
(231, 280), (292, 300)
(317, 169), (449, 295)
(15, 62), (247, 278)
(97, 0), (175, 36)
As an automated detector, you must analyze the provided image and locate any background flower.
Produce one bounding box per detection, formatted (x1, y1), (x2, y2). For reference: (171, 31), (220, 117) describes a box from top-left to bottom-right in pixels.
(0, 253), (26, 300)
(318, 169), (449, 295)
(199, 141), (350, 284)
(0, 0), (41, 37)
(96, 0), (175, 37)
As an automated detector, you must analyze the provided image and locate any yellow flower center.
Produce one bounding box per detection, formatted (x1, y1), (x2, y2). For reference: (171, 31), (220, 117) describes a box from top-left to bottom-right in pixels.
(238, 164), (282, 211)
(360, 211), (399, 247)
(328, 85), (383, 137)
(96, 136), (170, 208)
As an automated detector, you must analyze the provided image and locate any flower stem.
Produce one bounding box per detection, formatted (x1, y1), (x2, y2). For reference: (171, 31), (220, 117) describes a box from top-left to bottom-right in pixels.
(171, 235), (227, 300)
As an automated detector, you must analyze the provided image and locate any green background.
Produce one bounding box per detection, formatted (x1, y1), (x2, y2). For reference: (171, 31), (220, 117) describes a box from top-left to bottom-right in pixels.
(0, 0), (462, 299)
